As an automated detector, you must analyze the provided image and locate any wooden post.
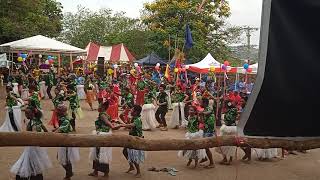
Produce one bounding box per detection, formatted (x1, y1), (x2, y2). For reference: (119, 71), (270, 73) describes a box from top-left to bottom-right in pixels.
(0, 132), (319, 151)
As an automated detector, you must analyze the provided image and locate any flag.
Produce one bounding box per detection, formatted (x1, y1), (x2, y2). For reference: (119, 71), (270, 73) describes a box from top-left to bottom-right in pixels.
(164, 64), (171, 81)
(185, 24), (193, 49)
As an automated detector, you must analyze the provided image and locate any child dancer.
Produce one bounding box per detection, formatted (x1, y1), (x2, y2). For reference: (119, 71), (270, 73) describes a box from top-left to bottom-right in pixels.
(216, 101), (238, 165)
(54, 104), (80, 180)
(155, 84), (168, 131)
(122, 105), (145, 178)
(178, 106), (207, 168)
(199, 98), (215, 168)
(0, 86), (23, 132)
(11, 107), (51, 180)
(88, 101), (121, 178)
(169, 86), (189, 129)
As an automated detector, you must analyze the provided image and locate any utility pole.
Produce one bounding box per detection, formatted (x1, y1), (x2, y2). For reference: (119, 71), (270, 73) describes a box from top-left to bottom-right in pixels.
(242, 26), (259, 64)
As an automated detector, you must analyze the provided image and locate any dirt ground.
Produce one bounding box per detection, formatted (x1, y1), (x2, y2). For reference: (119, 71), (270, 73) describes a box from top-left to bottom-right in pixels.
(1, 87), (320, 180)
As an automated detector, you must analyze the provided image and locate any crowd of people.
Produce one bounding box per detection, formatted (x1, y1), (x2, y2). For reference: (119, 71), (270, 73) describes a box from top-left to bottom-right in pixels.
(0, 64), (300, 180)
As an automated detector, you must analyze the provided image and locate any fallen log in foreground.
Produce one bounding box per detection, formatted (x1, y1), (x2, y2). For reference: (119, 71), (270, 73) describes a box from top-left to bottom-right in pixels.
(0, 132), (319, 151)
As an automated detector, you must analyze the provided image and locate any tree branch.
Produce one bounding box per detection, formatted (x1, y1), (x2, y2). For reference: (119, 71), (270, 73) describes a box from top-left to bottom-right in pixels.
(0, 132), (318, 151)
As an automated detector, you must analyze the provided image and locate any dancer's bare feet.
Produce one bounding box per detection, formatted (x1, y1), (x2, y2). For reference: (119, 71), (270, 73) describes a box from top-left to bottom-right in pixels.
(187, 159), (192, 166)
(126, 166), (135, 173)
(135, 173), (142, 178)
(88, 172), (98, 177)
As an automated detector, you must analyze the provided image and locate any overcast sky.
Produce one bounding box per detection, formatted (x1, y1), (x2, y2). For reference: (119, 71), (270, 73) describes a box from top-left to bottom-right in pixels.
(57, 0), (262, 45)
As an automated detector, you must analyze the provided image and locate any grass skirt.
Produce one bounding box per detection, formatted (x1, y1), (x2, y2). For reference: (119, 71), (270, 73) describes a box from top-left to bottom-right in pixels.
(127, 149), (145, 164)
(255, 148), (278, 159)
(21, 88), (29, 100)
(178, 130), (207, 160)
(0, 106), (22, 132)
(57, 147), (80, 166)
(141, 104), (158, 130)
(169, 103), (187, 128)
(215, 125), (237, 159)
(89, 131), (112, 164)
(10, 147), (52, 178)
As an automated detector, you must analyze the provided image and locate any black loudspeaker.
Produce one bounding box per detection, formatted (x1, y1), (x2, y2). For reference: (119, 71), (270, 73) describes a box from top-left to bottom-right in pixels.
(239, 0), (320, 137)
(97, 57), (105, 77)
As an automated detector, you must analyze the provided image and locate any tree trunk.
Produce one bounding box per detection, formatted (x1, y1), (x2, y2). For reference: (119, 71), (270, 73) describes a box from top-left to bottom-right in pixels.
(0, 132), (318, 151)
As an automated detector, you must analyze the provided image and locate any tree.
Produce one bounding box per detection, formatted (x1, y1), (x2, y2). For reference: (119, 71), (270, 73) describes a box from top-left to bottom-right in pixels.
(141, 0), (241, 65)
(0, 0), (63, 44)
(59, 7), (150, 59)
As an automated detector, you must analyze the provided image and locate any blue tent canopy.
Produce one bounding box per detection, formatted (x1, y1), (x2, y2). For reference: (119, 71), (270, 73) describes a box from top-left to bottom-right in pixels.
(136, 52), (167, 66)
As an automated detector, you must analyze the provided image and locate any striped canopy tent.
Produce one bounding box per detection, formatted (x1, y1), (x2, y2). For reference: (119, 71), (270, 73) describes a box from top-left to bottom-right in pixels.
(85, 42), (135, 63)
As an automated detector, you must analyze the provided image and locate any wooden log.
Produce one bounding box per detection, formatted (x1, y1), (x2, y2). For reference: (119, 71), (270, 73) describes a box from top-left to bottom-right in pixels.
(0, 132), (319, 151)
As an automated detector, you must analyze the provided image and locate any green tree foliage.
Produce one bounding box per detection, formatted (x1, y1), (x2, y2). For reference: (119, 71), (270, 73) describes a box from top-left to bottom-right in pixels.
(0, 0), (63, 44)
(59, 7), (150, 59)
(142, 0), (241, 65)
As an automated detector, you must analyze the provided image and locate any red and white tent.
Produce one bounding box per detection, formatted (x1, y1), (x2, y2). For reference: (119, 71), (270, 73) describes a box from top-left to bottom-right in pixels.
(85, 42), (135, 63)
(188, 53), (257, 74)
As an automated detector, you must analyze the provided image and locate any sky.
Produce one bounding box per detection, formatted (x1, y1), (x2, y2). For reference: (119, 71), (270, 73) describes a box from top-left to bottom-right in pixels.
(57, 0), (262, 45)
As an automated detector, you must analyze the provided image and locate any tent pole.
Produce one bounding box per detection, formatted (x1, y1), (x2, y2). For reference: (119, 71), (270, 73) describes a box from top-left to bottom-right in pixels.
(58, 54), (61, 76)
(70, 54), (73, 72)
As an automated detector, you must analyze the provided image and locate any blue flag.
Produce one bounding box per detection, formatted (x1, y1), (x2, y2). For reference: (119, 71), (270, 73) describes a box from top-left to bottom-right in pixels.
(185, 23), (193, 49)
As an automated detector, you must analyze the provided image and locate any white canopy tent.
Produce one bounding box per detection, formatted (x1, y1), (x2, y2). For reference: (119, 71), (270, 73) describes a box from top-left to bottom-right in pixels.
(0, 35), (87, 74)
(0, 35), (86, 55)
(188, 53), (222, 73)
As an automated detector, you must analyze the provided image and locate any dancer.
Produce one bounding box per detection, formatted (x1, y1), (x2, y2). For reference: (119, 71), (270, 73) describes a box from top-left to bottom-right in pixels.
(84, 77), (95, 111)
(216, 101), (238, 165)
(28, 85), (41, 110)
(141, 87), (158, 131)
(119, 87), (134, 124)
(136, 75), (147, 106)
(122, 105), (145, 178)
(49, 88), (65, 128)
(178, 106), (207, 168)
(54, 104), (80, 180)
(11, 107), (51, 180)
(45, 68), (55, 99)
(199, 98), (215, 168)
(21, 75), (29, 100)
(66, 84), (81, 132)
(88, 101), (121, 178)
(155, 84), (168, 131)
(0, 86), (24, 132)
(169, 86), (189, 129)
